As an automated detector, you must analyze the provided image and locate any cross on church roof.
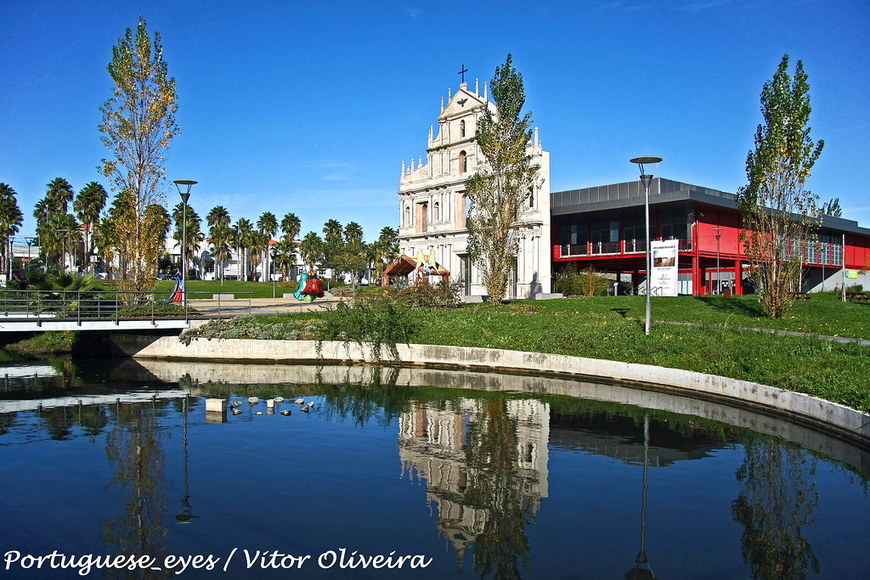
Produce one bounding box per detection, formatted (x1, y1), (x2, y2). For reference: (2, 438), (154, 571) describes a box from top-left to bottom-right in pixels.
(458, 64), (468, 83)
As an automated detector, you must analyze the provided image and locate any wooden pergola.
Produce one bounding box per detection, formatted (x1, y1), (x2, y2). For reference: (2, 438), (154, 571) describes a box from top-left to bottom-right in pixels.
(382, 254), (450, 286)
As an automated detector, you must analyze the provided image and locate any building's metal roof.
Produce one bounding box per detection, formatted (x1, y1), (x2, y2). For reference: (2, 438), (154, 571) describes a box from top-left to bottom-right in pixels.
(551, 178), (870, 236)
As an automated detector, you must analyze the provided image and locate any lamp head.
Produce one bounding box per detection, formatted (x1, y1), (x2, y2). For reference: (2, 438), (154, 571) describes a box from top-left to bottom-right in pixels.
(629, 156), (662, 184)
(173, 179), (197, 201)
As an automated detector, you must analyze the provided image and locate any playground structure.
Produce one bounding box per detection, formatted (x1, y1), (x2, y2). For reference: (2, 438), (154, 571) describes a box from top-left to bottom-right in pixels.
(383, 251), (450, 287)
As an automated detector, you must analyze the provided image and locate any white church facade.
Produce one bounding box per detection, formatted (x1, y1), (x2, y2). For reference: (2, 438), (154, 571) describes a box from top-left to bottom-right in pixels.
(397, 77), (552, 300)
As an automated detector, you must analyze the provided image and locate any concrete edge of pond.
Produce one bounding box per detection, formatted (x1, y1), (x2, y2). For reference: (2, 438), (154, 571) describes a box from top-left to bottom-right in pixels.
(108, 335), (870, 446)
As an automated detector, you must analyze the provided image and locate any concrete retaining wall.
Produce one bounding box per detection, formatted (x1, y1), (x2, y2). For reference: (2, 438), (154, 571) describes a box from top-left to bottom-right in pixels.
(109, 335), (870, 445)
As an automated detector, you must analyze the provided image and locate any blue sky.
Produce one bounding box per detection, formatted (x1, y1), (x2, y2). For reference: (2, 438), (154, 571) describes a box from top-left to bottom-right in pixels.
(2, 0), (868, 241)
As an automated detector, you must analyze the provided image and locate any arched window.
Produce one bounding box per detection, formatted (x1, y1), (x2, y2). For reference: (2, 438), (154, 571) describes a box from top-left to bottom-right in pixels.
(459, 150), (467, 174)
(433, 201), (440, 222)
(404, 206), (410, 227)
(460, 120), (466, 138)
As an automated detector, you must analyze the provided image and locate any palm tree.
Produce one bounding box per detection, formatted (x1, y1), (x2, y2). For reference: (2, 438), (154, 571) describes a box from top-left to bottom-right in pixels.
(247, 231), (269, 281)
(235, 218), (254, 280)
(45, 177), (75, 213)
(35, 178), (77, 271)
(171, 203), (204, 277)
(207, 206), (232, 282)
(0, 183), (23, 275)
(340, 221), (367, 286)
(272, 238), (297, 281)
(210, 225), (233, 282)
(144, 204), (170, 278)
(371, 226), (399, 284)
(321, 219), (344, 274)
(281, 212), (301, 242)
(73, 181), (108, 269)
(257, 212), (278, 281)
(300, 231), (324, 270)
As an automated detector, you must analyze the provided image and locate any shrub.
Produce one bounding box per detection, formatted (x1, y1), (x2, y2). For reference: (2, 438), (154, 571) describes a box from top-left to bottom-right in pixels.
(315, 294), (418, 360)
(554, 264), (611, 296)
(389, 280), (463, 308)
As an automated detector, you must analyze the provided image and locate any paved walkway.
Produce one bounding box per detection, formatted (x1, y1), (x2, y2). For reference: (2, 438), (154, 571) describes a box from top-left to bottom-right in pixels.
(661, 320), (870, 346)
(189, 295), (342, 317)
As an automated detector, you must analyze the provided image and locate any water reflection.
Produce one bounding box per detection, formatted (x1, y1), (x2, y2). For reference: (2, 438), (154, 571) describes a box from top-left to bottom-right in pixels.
(103, 399), (168, 578)
(399, 398), (548, 576)
(0, 357), (867, 579)
(733, 439), (820, 579)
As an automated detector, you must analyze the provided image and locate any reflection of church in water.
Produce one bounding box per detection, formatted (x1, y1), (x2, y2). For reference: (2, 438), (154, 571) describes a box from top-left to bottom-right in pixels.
(398, 398), (550, 562)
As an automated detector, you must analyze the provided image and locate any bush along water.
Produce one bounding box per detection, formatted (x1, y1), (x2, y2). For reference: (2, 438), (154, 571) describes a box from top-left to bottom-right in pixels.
(314, 294), (419, 361)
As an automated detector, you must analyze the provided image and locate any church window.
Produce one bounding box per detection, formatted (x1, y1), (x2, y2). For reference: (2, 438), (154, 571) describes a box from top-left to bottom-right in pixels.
(433, 201), (440, 222)
(460, 120), (466, 138)
(459, 150), (467, 174)
(404, 206), (410, 227)
(416, 201), (428, 232)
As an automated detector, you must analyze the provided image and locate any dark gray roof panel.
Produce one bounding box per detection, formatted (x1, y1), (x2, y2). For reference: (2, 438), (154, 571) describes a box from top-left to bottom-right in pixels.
(551, 178), (869, 235)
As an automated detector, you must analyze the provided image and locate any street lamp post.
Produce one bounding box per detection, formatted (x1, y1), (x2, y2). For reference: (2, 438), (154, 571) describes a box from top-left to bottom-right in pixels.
(173, 180), (197, 314)
(630, 157), (662, 336)
(712, 227), (723, 295)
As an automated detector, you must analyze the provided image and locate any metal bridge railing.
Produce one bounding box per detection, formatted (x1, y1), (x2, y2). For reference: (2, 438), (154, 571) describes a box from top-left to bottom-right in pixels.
(0, 290), (253, 326)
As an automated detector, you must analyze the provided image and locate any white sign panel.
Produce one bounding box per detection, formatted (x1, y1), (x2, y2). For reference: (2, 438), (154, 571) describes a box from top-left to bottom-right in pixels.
(650, 240), (679, 296)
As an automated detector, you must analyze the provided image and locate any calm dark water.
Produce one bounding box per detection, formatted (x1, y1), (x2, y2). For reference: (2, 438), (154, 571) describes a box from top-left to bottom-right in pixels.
(0, 356), (868, 579)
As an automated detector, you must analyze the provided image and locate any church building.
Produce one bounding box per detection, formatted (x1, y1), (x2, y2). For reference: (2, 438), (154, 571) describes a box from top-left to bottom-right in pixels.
(397, 75), (552, 300)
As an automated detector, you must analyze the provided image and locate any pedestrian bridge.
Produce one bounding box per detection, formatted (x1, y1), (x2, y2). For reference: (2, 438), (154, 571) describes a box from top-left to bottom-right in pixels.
(0, 289), (255, 332)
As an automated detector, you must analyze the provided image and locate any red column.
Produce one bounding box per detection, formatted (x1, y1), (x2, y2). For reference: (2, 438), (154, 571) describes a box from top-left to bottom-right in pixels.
(734, 260), (743, 295)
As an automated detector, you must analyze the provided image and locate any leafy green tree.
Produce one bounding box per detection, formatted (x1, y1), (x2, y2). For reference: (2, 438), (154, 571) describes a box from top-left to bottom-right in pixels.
(732, 439), (819, 579)
(257, 211), (278, 281)
(99, 16), (180, 291)
(737, 54), (824, 318)
(0, 183), (23, 275)
(466, 54), (539, 303)
(73, 181), (108, 269)
(300, 231), (324, 271)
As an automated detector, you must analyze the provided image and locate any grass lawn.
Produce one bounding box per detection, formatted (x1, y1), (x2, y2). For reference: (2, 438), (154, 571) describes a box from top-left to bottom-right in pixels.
(183, 293), (870, 412)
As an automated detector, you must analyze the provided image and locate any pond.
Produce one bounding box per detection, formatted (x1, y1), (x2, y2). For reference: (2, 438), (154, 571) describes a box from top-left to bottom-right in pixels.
(0, 354), (868, 579)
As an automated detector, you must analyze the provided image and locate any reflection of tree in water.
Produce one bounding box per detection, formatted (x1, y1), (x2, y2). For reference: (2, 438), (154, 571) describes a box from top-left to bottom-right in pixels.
(465, 398), (538, 579)
(399, 396), (547, 580)
(103, 401), (169, 579)
(732, 438), (819, 579)
(319, 367), (410, 427)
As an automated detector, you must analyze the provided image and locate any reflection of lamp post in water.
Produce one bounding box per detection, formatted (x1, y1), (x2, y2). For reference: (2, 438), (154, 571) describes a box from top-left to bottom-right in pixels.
(626, 413), (655, 579)
(175, 395), (197, 524)
(630, 157), (663, 336)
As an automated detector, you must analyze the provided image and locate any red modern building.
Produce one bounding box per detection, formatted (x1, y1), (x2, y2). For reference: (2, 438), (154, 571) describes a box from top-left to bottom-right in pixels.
(551, 178), (870, 295)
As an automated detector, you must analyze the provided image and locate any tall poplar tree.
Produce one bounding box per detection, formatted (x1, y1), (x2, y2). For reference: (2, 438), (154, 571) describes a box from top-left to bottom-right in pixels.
(99, 16), (180, 291)
(466, 54), (539, 303)
(737, 54), (824, 318)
